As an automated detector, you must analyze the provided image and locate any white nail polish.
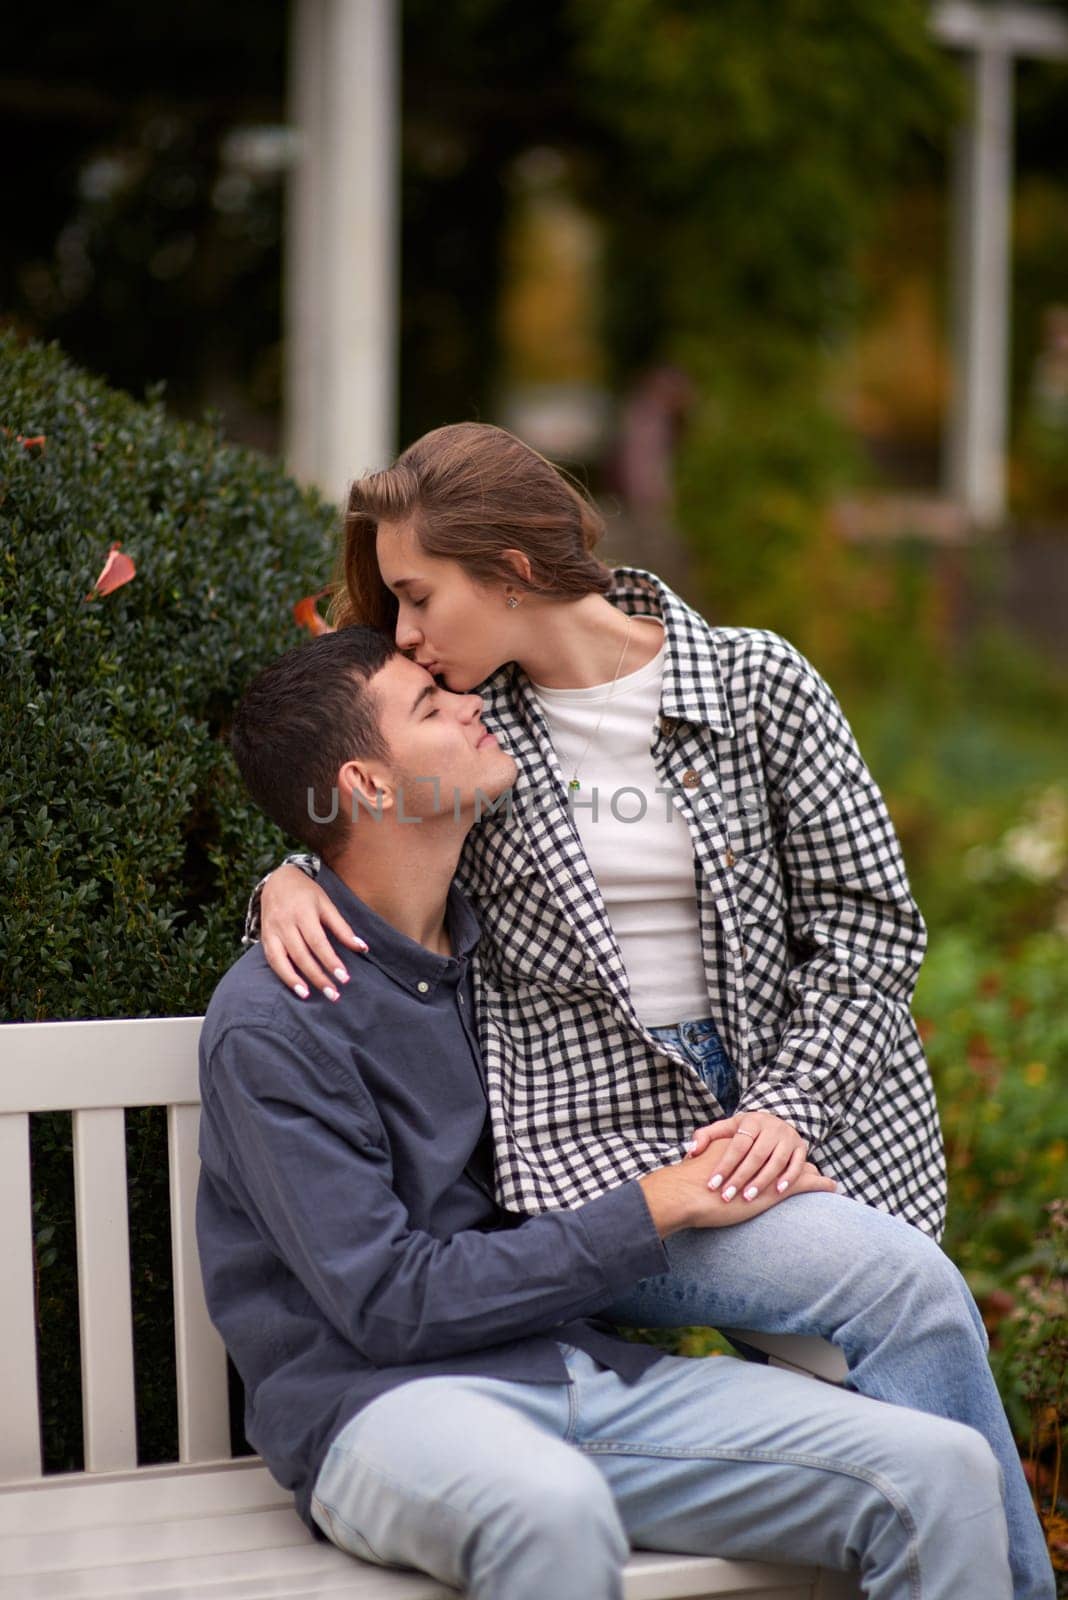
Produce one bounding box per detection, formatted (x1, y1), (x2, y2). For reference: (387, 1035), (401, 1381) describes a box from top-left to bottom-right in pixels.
(709, 1173), (723, 1190)
(777, 1178), (789, 1193)
(723, 1185), (737, 1201)
(334, 967), (349, 983)
(743, 1185), (758, 1201)
(324, 985), (340, 1002)
(294, 982), (309, 999)
(684, 1140), (697, 1155)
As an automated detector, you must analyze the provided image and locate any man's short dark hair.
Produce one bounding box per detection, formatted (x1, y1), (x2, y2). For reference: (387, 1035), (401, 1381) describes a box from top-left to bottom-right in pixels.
(231, 627), (397, 859)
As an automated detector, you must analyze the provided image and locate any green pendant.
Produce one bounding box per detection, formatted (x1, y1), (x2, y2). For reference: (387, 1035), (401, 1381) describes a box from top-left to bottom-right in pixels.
(568, 778), (581, 792)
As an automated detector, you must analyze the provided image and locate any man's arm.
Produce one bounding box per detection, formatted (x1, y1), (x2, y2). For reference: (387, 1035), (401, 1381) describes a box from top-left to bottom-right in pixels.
(201, 1018), (671, 1369)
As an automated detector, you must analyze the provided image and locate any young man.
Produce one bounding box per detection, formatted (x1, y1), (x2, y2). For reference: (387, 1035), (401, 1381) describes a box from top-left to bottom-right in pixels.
(197, 627), (1020, 1600)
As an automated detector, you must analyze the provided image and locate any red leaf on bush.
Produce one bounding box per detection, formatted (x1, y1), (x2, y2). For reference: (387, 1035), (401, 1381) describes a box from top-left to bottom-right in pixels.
(86, 542), (137, 600)
(1, 426), (46, 452)
(293, 590), (335, 636)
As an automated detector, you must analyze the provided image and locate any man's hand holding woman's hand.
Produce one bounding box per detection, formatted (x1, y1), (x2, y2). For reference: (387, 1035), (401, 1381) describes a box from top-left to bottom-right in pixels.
(260, 864), (368, 1001)
(685, 1111), (810, 1205)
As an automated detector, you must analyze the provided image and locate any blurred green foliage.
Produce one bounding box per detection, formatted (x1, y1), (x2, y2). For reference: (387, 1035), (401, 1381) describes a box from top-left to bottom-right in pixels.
(571, 0), (959, 626)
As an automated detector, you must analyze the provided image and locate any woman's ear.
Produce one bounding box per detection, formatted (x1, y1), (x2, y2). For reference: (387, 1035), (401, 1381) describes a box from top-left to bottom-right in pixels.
(500, 547), (534, 589)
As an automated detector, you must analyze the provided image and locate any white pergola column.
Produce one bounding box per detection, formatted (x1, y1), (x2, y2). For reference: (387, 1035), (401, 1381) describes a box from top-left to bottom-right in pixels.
(284, 0), (399, 506)
(932, 2), (1068, 530)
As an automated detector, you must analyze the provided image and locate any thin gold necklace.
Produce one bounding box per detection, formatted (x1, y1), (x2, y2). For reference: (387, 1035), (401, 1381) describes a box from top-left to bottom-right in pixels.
(567, 613), (635, 793)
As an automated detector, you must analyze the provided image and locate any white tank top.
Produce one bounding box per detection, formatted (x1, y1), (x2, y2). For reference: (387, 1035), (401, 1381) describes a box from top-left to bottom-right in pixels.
(531, 629), (710, 1026)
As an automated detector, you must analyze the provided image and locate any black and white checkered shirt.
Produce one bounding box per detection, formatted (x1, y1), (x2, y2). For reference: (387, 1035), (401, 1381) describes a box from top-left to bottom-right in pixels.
(248, 568), (946, 1238)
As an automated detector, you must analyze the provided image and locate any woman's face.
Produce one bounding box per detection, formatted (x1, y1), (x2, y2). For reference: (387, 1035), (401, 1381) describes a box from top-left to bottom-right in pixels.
(376, 520), (516, 692)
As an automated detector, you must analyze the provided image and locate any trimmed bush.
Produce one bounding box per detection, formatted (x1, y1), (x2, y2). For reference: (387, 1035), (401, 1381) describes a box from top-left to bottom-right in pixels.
(1, 334), (336, 1469)
(1, 332), (336, 1023)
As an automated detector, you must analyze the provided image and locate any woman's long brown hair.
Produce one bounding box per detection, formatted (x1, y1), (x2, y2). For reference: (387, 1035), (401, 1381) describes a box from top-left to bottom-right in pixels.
(329, 422), (612, 630)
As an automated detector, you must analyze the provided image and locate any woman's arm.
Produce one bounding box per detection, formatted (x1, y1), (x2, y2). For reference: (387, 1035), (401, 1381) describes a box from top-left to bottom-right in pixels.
(244, 855), (368, 997)
(740, 635), (927, 1143)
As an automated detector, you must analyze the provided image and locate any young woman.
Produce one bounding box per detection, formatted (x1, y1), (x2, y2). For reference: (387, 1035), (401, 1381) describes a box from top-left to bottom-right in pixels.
(247, 423), (1052, 1599)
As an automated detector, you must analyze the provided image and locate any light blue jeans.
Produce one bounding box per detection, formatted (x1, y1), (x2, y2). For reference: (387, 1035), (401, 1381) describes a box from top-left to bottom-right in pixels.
(604, 1016), (1052, 1600)
(312, 1343), (1010, 1599)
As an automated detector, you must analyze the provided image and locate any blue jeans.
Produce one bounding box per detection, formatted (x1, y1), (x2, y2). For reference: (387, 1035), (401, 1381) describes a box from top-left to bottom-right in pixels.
(648, 1015), (740, 1114)
(312, 1343), (1010, 1599)
(610, 1016), (1053, 1600)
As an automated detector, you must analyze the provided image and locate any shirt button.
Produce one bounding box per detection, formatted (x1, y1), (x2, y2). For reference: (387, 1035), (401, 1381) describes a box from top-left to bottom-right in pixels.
(725, 848), (736, 867)
(682, 769), (700, 789)
(417, 981), (429, 994)
(659, 715), (677, 735)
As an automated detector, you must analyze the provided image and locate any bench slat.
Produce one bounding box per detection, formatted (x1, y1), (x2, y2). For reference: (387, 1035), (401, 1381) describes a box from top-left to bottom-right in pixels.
(0, 1541), (453, 1600)
(73, 1108), (138, 1472)
(0, 1113), (44, 1479)
(0, 1459), (285, 1537)
(168, 1103), (232, 1462)
(0, 1018), (203, 1113)
(0, 1520), (820, 1600)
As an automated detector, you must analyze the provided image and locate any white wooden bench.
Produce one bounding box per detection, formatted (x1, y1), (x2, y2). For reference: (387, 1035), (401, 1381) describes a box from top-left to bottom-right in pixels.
(0, 1018), (859, 1600)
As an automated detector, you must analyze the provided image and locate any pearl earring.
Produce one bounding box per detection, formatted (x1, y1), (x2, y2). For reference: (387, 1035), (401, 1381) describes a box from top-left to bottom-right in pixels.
(506, 596), (519, 610)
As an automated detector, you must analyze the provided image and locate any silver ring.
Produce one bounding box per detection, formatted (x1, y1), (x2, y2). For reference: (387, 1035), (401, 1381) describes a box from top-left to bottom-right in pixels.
(736, 1129), (758, 1142)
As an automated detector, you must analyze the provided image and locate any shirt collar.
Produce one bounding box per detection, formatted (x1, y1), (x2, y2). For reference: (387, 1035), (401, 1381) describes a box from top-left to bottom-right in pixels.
(316, 863), (481, 1000)
(604, 567), (734, 736)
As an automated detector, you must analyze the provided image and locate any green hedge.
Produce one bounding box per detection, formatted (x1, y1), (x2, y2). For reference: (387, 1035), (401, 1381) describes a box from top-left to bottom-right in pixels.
(1, 332), (335, 1022)
(1, 334), (336, 1468)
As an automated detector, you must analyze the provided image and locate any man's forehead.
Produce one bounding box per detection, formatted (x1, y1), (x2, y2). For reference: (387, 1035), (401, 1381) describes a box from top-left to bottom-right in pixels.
(376, 652), (437, 713)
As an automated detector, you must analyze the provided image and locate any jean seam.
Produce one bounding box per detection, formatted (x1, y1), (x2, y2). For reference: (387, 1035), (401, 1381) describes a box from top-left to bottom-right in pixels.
(576, 1442), (922, 1600)
(314, 1453), (481, 1553)
(311, 1492), (393, 1566)
(562, 1356), (579, 1444)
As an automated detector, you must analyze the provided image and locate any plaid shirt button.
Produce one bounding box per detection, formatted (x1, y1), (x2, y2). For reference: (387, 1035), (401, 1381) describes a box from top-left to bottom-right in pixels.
(659, 715), (677, 735)
(682, 769), (700, 789)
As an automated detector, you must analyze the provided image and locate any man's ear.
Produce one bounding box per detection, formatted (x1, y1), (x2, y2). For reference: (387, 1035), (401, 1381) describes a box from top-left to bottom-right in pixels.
(500, 547), (533, 589)
(338, 757), (396, 819)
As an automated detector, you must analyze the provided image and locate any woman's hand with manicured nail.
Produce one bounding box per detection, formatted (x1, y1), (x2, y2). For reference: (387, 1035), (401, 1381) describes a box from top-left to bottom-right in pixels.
(706, 1111), (808, 1204)
(261, 864), (369, 998)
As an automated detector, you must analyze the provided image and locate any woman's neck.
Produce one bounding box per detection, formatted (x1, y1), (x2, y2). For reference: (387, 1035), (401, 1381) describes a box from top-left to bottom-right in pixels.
(519, 594), (664, 690)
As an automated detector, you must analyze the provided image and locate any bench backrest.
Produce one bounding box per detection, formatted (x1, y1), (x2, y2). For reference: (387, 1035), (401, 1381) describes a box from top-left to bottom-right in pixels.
(0, 1017), (229, 1486)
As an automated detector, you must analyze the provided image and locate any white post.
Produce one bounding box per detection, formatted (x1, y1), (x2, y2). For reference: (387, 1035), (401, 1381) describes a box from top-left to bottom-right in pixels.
(285, 0), (399, 507)
(947, 42), (1013, 529)
(932, 2), (1068, 530)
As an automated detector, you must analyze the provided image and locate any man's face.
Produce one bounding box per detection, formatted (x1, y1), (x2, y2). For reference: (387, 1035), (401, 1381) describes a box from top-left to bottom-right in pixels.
(363, 653), (517, 822)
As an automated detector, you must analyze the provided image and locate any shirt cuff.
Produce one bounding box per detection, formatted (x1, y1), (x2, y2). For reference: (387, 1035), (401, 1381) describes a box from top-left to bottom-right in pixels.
(573, 1179), (669, 1300)
(735, 1082), (832, 1148)
(241, 852), (322, 948)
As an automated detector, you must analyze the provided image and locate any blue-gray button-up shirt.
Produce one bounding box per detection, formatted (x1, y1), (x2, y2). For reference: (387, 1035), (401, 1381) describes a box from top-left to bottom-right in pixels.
(196, 864), (669, 1532)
